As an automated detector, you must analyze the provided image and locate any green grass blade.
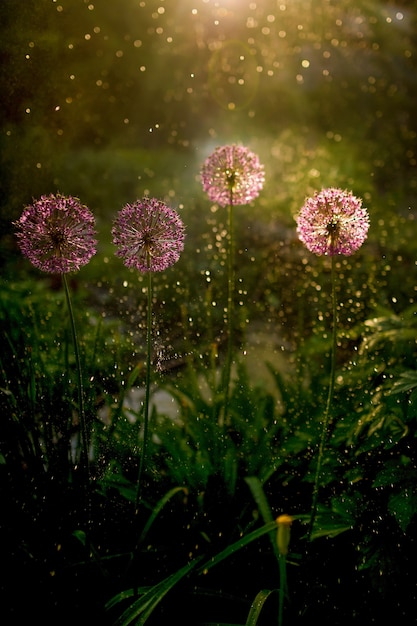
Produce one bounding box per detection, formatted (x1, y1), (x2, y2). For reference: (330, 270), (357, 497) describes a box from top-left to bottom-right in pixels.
(105, 587), (141, 611)
(245, 476), (280, 562)
(110, 555), (204, 626)
(197, 520), (278, 575)
(138, 486), (188, 544)
(245, 588), (277, 626)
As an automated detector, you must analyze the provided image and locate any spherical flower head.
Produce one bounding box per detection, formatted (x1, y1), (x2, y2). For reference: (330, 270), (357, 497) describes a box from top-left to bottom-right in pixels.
(13, 193), (97, 273)
(296, 187), (370, 256)
(112, 197), (185, 272)
(200, 144), (265, 206)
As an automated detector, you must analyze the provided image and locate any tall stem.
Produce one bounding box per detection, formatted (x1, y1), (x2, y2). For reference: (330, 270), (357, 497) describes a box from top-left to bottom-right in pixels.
(308, 254), (337, 539)
(135, 265), (152, 513)
(278, 555), (287, 626)
(222, 194), (235, 423)
(62, 273), (89, 482)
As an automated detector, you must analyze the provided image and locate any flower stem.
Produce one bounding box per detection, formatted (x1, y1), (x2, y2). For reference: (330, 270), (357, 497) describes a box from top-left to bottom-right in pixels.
(135, 266), (152, 513)
(278, 555), (287, 626)
(222, 196), (235, 424)
(308, 255), (337, 539)
(62, 273), (89, 482)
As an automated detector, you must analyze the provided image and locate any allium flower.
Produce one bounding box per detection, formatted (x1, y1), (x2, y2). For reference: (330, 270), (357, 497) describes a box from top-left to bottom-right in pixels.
(14, 193), (97, 273)
(201, 144), (265, 206)
(112, 197), (185, 272)
(296, 187), (370, 256)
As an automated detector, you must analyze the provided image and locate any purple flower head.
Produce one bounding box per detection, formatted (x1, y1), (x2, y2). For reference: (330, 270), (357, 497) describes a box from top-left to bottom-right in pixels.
(296, 187), (370, 256)
(13, 193), (97, 273)
(201, 144), (265, 206)
(112, 197), (185, 272)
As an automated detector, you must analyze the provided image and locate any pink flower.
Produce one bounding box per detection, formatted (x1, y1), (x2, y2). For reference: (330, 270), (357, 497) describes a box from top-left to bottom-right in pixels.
(112, 197), (185, 272)
(296, 187), (370, 256)
(201, 144), (265, 206)
(14, 193), (97, 273)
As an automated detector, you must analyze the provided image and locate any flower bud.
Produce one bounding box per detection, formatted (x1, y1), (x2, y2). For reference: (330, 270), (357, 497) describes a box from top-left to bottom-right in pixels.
(276, 514), (293, 557)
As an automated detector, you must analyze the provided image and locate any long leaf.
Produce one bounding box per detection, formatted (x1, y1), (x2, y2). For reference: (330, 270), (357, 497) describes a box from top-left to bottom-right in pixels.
(197, 520), (278, 575)
(110, 521), (290, 625)
(389, 370), (417, 395)
(245, 476), (280, 563)
(138, 486), (188, 544)
(111, 555), (204, 626)
(245, 588), (277, 626)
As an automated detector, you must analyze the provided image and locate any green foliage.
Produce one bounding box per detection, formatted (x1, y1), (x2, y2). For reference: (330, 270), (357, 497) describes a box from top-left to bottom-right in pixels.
(244, 589), (278, 626)
(3, 256), (417, 623)
(106, 520), (280, 625)
(153, 358), (285, 493)
(108, 556), (204, 626)
(0, 274), (139, 477)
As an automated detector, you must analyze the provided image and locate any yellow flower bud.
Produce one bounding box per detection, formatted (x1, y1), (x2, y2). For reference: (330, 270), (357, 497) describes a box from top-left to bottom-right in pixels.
(276, 514), (293, 556)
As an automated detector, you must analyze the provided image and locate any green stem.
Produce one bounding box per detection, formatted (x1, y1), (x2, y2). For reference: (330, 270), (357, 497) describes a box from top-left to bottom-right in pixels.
(278, 555), (287, 626)
(135, 265), (152, 513)
(62, 273), (89, 482)
(308, 255), (337, 539)
(222, 195), (235, 424)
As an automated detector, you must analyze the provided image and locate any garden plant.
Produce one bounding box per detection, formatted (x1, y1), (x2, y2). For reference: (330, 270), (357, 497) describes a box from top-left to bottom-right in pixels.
(1, 1), (417, 625)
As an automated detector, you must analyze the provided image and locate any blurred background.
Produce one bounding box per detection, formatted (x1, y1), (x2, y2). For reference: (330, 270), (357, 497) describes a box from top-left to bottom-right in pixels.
(2, 0), (416, 216)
